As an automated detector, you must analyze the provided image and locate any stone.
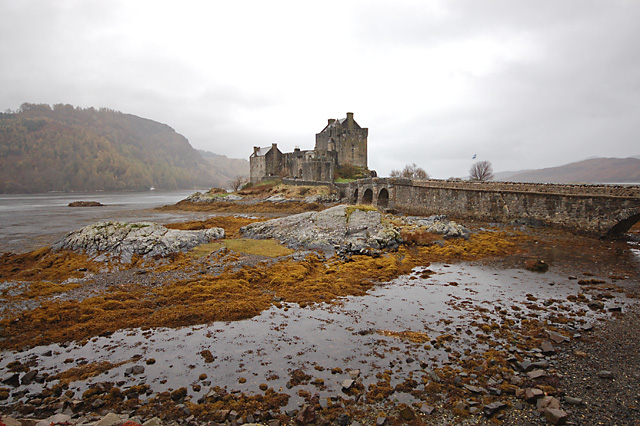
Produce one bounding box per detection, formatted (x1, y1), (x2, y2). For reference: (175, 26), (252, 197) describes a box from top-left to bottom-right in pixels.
(532, 360), (550, 369)
(125, 365), (145, 376)
(597, 370), (614, 379)
(2, 373), (20, 387)
(548, 331), (568, 344)
(544, 408), (568, 425)
(483, 401), (507, 417)
(94, 413), (122, 426)
(524, 388), (544, 402)
(563, 396), (583, 405)
(20, 370), (38, 386)
(295, 404), (315, 425)
(348, 369), (360, 378)
(398, 406), (416, 421)
(587, 301), (605, 310)
(419, 403), (435, 415)
(541, 341), (555, 354)
(336, 414), (351, 426)
(464, 384), (487, 394)
(375, 416), (386, 426)
(454, 401), (467, 413)
(517, 360), (534, 372)
(527, 369), (547, 380)
(267, 420), (280, 426)
(341, 379), (355, 390)
(536, 396), (561, 412)
(1, 416), (22, 426)
(91, 398), (105, 409)
(35, 414), (72, 426)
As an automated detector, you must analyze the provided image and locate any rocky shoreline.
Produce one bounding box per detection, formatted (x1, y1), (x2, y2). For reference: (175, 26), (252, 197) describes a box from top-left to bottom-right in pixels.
(1, 195), (639, 426)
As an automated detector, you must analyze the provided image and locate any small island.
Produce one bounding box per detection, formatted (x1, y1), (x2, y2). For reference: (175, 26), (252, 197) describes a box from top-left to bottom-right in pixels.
(68, 201), (104, 207)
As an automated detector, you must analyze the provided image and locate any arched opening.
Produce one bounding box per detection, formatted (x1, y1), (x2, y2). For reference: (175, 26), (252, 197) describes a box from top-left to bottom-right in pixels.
(605, 212), (640, 238)
(362, 188), (373, 205)
(352, 188), (359, 204)
(377, 188), (389, 209)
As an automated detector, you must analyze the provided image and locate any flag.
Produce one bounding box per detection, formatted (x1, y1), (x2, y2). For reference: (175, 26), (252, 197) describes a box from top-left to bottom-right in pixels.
(472, 154), (476, 159)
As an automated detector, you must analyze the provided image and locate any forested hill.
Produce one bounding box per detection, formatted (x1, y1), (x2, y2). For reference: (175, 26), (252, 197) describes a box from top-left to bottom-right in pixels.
(0, 103), (242, 193)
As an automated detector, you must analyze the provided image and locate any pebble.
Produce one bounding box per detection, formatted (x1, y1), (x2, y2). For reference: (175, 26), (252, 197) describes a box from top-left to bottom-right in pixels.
(483, 401), (507, 417)
(597, 370), (614, 379)
(563, 395), (583, 405)
(527, 369), (547, 379)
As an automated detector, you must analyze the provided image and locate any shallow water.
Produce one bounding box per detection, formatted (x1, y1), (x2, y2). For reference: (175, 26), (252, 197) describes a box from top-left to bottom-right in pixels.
(2, 262), (633, 411)
(0, 190), (208, 253)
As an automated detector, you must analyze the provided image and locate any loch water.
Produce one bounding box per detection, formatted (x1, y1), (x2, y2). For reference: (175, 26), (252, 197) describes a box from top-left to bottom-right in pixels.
(0, 190), (206, 253)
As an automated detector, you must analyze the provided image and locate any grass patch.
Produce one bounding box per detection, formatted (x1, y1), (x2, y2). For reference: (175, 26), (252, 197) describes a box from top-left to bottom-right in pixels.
(346, 204), (379, 218)
(191, 239), (294, 258)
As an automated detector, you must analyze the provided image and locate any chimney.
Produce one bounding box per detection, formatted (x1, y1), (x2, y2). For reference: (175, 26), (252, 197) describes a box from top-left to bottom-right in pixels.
(271, 143), (278, 150)
(346, 112), (354, 129)
(253, 146), (259, 155)
(328, 118), (336, 125)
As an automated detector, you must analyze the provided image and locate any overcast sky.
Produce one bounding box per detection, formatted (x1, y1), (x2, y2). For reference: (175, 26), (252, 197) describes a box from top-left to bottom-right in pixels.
(1, 0), (639, 178)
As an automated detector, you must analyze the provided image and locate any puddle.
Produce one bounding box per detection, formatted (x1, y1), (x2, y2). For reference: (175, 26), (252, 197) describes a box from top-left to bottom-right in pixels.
(1, 262), (635, 411)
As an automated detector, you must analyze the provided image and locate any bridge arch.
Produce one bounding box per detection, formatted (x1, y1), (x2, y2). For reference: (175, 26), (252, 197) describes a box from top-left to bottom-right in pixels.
(377, 188), (389, 209)
(352, 188), (359, 204)
(362, 188), (373, 205)
(605, 209), (640, 238)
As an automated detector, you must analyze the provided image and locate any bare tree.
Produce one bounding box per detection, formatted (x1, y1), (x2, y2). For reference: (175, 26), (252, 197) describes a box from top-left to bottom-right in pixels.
(390, 163), (429, 180)
(230, 176), (249, 191)
(469, 161), (494, 181)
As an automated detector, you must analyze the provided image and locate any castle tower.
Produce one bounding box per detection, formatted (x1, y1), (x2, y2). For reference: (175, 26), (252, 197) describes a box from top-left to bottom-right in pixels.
(315, 112), (368, 169)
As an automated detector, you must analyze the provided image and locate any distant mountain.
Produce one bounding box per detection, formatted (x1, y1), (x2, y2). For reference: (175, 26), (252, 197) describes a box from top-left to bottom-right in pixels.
(0, 103), (244, 193)
(497, 157), (640, 183)
(197, 150), (249, 185)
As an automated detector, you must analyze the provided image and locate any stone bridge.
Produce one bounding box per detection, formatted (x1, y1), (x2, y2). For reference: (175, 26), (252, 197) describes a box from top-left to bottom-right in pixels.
(338, 178), (640, 237)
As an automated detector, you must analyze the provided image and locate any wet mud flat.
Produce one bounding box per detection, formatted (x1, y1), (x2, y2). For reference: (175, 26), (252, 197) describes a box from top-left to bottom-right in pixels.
(2, 267), (639, 424)
(1, 212), (639, 425)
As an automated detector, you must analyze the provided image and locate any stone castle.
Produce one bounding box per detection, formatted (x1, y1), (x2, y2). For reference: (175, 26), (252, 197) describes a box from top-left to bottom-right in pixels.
(250, 112), (368, 183)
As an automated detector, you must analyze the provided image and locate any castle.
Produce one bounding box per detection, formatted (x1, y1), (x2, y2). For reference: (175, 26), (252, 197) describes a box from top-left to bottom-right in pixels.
(250, 112), (368, 183)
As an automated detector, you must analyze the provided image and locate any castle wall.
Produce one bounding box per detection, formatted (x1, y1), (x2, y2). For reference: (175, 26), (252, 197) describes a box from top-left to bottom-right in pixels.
(343, 178), (640, 236)
(249, 156), (266, 183)
(302, 160), (334, 182)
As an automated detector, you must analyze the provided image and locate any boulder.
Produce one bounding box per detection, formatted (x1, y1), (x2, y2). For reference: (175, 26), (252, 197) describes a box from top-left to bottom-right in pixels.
(240, 205), (401, 254)
(52, 221), (224, 262)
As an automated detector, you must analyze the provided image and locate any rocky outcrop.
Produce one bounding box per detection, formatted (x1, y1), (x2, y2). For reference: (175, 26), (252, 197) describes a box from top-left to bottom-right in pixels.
(400, 215), (470, 239)
(184, 191), (244, 203)
(240, 205), (401, 254)
(52, 221), (224, 261)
